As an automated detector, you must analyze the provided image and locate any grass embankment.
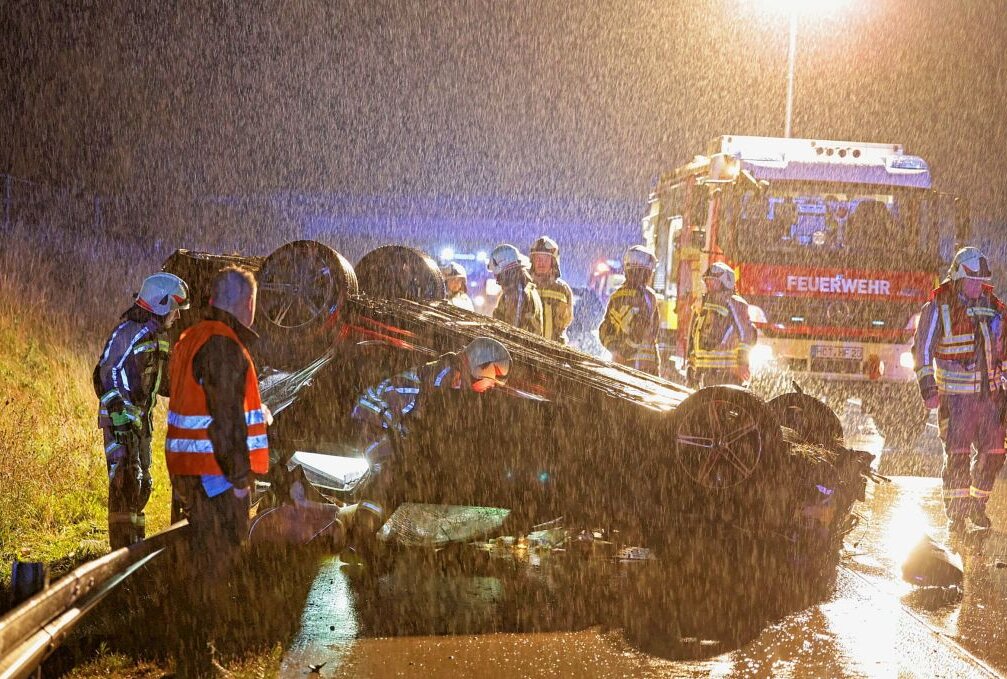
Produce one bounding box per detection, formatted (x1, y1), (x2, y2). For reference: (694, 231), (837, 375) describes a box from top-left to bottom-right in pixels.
(0, 222), (171, 586)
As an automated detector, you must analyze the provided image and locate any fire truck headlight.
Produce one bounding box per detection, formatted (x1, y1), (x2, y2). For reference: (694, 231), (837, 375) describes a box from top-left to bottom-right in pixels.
(748, 304), (768, 324)
(749, 343), (775, 372)
(899, 351), (915, 369)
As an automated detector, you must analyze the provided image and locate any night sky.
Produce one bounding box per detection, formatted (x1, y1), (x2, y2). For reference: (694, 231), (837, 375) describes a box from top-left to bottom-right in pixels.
(3, 1), (1006, 220)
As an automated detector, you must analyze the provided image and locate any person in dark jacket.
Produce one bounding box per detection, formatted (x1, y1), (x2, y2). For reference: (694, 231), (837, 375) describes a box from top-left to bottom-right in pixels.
(599, 246), (661, 375)
(488, 243), (544, 336)
(94, 272), (189, 548)
(167, 266), (270, 559)
(165, 266), (269, 677)
(352, 337), (512, 504)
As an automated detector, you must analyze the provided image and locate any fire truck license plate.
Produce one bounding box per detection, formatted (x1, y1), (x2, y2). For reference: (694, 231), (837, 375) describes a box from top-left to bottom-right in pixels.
(810, 345), (863, 360)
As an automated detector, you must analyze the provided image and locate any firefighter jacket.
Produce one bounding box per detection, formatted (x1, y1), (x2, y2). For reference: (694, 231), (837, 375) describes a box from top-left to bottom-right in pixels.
(165, 310), (269, 483)
(94, 306), (170, 434)
(493, 270), (545, 336)
(912, 281), (1007, 400)
(533, 274), (574, 343)
(599, 284), (660, 368)
(687, 292), (757, 371)
(353, 352), (462, 438)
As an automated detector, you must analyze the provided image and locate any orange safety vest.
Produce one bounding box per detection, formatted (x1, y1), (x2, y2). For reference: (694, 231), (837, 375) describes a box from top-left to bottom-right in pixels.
(165, 320), (269, 476)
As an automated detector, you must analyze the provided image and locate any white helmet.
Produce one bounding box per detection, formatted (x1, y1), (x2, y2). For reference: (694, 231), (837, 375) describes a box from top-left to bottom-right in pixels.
(137, 273), (190, 316)
(948, 246), (992, 281)
(462, 337), (512, 390)
(622, 245), (657, 271)
(487, 244), (528, 276)
(441, 262), (467, 280)
(703, 262), (736, 290)
(530, 236), (560, 260)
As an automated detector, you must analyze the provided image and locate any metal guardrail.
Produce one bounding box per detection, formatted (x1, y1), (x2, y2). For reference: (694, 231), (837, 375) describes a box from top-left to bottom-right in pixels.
(0, 521), (190, 679)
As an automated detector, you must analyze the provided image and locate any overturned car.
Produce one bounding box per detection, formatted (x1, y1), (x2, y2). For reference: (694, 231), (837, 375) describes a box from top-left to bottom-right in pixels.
(163, 240), (876, 656)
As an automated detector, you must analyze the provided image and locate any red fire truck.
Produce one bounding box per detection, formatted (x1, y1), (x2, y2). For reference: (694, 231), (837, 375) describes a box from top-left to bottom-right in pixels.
(643, 135), (968, 446)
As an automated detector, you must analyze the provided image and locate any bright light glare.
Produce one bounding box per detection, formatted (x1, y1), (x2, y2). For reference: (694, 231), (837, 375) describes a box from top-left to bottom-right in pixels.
(749, 343), (775, 372)
(291, 451), (368, 485)
(747, 0), (849, 16)
(899, 351), (915, 369)
(440, 246), (456, 261)
(473, 295), (486, 307)
(476, 250), (488, 262)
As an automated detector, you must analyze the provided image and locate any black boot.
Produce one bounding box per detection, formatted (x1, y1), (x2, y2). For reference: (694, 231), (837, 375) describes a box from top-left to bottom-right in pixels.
(970, 504), (992, 530)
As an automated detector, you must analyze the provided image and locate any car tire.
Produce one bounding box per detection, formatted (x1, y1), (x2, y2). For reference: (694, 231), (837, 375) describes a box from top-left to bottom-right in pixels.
(355, 245), (446, 302)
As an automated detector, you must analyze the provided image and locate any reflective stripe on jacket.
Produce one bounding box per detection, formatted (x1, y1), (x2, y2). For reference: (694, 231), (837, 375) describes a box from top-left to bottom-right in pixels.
(353, 353), (460, 438)
(599, 285), (660, 368)
(688, 293), (756, 370)
(534, 276), (574, 343)
(95, 317), (169, 431)
(165, 320), (269, 475)
(912, 281), (1007, 398)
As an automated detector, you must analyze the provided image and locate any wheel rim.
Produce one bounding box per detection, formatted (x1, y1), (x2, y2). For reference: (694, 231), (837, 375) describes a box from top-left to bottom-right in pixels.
(677, 399), (763, 489)
(258, 246), (339, 328)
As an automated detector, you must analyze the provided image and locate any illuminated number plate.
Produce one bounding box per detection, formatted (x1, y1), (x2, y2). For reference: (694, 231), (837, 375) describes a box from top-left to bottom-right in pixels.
(810, 345), (863, 360)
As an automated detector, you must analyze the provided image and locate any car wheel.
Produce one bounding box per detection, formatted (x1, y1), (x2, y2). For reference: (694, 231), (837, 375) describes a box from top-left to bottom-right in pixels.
(355, 245), (446, 302)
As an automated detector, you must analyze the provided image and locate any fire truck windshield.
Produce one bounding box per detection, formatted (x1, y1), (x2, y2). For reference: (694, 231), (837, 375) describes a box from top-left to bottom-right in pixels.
(732, 182), (936, 267)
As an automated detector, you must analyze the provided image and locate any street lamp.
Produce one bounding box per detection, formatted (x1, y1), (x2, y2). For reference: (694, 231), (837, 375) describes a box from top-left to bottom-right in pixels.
(748, 0), (850, 138)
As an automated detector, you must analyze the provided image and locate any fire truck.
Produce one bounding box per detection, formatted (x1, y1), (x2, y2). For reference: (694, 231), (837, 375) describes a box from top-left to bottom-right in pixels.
(643, 135), (969, 447)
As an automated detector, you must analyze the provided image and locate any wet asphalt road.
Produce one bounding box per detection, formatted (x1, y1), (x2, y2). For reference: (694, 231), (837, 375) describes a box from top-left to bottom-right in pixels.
(277, 413), (1007, 678)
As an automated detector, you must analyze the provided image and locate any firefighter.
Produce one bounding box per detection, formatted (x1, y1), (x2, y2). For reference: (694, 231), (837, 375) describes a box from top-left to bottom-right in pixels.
(93, 272), (189, 548)
(599, 246), (660, 375)
(913, 247), (1007, 531)
(442, 262), (475, 311)
(352, 337), (512, 501)
(687, 262), (757, 387)
(488, 243), (545, 336)
(529, 236), (574, 343)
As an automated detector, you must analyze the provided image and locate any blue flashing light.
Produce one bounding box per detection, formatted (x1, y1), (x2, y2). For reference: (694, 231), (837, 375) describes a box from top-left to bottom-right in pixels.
(889, 156), (928, 171)
(538, 471), (550, 483)
(476, 250), (488, 263)
(440, 246), (456, 261)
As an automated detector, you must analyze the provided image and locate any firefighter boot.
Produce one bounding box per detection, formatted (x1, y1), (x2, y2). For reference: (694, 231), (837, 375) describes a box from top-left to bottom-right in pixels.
(941, 452), (972, 523)
(970, 503), (992, 530)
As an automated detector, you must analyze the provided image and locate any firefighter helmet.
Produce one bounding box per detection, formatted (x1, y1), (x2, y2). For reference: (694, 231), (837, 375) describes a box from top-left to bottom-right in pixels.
(703, 262), (736, 290)
(622, 246), (657, 271)
(487, 244), (528, 275)
(136, 273), (190, 316)
(948, 247), (992, 281)
(462, 337), (512, 391)
(530, 236), (560, 259)
(441, 262), (467, 280)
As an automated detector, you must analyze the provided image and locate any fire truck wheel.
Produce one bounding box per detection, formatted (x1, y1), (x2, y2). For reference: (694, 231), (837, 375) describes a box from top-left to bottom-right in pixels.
(355, 245), (446, 302)
(767, 392), (844, 447)
(256, 240), (358, 368)
(672, 386), (782, 493)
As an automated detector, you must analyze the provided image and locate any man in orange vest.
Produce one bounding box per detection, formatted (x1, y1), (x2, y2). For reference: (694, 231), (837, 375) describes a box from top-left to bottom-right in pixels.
(166, 266), (270, 560)
(912, 247), (1007, 531)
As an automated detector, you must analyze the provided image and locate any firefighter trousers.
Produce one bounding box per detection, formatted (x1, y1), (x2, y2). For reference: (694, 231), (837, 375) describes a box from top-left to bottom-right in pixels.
(937, 394), (1006, 519)
(102, 426), (153, 549)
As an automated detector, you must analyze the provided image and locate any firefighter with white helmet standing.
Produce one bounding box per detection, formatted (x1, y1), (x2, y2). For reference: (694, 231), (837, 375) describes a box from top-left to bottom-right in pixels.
(687, 262), (757, 387)
(93, 272), (190, 548)
(599, 246), (660, 375)
(913, 246), (1007, 531)
(529, 236), (574, 343)
(442, 262), (475, 312)
(488, 243), (545, 336)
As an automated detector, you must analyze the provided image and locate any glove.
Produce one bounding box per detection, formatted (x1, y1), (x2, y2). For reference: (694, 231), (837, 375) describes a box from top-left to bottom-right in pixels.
(112, 423), (140, 448)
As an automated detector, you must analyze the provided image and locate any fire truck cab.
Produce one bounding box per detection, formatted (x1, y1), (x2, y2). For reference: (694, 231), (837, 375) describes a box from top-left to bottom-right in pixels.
(643, 135), (968, 447)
